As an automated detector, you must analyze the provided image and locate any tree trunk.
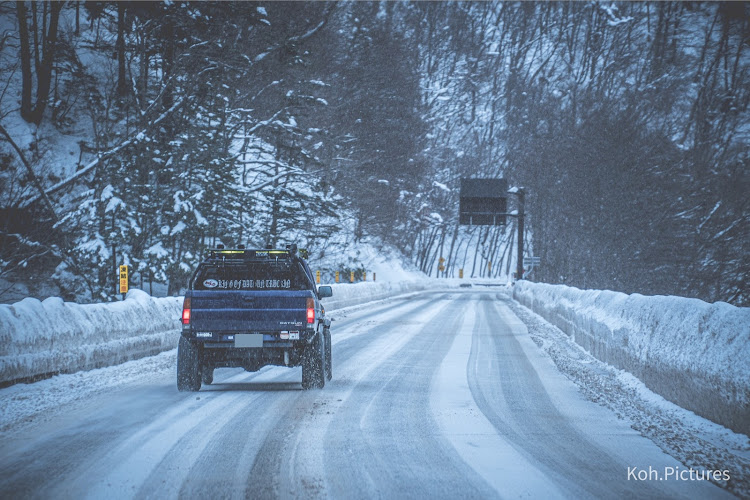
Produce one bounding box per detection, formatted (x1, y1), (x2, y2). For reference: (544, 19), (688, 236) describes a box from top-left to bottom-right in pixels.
(269, 146), (281, 248)
(16, 0), (63, 125)
(116, 2), (127, 97)
(17, 2), (33, 122)
(162, 16), (174, 110)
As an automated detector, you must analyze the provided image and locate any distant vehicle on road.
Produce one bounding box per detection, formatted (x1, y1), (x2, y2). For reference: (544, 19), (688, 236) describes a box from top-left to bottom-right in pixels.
(178, 244), (332, 391)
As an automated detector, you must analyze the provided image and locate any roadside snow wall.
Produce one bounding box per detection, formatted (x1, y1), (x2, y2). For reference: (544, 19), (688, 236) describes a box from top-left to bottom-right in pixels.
(0, 290), (183, 385)
(322, 280), (433, 310)
(0, 280), (435, 386)
(513, 281), (750, 436)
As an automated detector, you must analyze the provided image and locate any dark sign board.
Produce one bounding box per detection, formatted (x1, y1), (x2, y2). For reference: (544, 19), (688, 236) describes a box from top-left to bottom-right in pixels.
(459, 178), (508, 226)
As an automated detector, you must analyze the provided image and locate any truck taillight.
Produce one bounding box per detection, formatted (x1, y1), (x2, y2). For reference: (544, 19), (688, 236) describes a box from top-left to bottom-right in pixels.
(182, 297), (191, 325)
(306, 297), (315, 324)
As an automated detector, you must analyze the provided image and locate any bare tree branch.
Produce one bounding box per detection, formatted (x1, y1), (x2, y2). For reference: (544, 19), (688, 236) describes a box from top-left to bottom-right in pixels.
(0, 123), (58, 221)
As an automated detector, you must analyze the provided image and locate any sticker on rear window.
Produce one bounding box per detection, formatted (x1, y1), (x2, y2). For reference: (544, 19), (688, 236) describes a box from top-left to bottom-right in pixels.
(203, 279), (292, 290)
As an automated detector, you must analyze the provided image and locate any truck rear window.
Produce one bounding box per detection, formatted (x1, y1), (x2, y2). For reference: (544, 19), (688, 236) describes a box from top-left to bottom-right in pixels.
(192, 262), (311, 291)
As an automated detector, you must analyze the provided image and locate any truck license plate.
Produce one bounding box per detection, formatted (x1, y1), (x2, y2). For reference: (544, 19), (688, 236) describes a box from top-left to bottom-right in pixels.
(235, 334), (263, 348)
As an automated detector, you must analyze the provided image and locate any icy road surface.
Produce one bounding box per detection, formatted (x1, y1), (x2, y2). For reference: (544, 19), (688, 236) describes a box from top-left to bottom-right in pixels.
(0, 290), (741, 498)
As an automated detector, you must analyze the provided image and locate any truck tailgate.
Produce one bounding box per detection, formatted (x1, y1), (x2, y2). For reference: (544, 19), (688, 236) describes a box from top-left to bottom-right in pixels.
(188, 290), (311, 332)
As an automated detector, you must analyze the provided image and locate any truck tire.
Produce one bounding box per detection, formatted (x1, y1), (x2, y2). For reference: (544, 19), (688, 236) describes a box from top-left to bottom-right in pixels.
(324, 327), (332, 381)
(201, 365), (214, 385)
(177, 336), (202, 392)
(302, 330), (325, 390)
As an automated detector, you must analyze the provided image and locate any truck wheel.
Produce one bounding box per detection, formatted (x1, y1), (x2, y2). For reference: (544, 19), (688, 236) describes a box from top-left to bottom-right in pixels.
(324, 327), (332, 381)
(201, 365), (214, 385)
(177, 336), (202, 392)
(302, 331), (325, 390)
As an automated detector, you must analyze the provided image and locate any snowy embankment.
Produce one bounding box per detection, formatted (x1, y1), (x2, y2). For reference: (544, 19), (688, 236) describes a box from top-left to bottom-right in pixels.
(322, 279), (434, 310)
(0, 280), (436, 386)
(0, 290), (182, 386)
(512, 281), (750, 436)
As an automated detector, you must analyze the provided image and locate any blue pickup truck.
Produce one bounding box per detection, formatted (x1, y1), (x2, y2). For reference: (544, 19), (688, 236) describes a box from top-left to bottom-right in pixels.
(178, 245), (332, 391)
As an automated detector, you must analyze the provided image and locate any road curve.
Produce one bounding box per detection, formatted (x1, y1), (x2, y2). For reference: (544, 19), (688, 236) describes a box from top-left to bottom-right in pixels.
(0, 290), (732, 499)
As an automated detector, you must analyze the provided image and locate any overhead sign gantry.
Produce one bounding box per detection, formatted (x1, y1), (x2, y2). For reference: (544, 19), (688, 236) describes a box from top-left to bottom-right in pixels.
(459, 178), (526, 280)
(459, 178), (508, 226)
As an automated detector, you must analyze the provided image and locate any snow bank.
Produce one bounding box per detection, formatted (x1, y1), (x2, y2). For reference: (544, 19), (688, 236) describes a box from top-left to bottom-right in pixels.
(512, 281), (750, 435)
(0, 290), (182, 385)
(322, 279), (433, 310)
(0, 280), (438, 386)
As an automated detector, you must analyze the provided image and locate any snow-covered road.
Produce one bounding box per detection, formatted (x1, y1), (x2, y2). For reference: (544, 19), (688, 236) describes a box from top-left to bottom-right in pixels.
(0, 290), (741, 498)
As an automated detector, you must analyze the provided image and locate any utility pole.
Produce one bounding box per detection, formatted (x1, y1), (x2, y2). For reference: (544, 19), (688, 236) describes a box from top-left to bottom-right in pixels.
(516, 188), (525, 280)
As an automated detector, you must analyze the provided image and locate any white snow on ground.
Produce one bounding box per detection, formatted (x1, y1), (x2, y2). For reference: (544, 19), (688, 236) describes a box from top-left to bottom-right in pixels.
(431, 298), (565, 498)
(0, 348), (178, 435)
(512, 281), (750, 436)
(278, 297), (456, 498)
(505, 296), (750, 498)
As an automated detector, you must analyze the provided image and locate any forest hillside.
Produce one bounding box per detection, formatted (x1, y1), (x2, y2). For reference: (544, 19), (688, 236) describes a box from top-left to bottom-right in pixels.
(0, 2), (747, 305)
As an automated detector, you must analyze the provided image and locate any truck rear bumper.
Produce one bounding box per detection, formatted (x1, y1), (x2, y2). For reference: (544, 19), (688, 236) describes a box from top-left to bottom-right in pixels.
(182, 329), (315, 344)
(181, 328), (316, 370)
(203, 341), (296, 349)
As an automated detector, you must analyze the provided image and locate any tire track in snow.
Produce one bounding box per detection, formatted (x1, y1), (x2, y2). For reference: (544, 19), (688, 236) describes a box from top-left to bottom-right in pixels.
(431, 295), (565, 498)
(320, 293), (498, 498)
(246, 294), (454, 498)
(468, 295), (641, 497)
(52, 369), (261, 499)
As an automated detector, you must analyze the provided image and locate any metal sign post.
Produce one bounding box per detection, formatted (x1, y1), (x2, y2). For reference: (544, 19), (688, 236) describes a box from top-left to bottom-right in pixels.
(515, 188), (525, 282)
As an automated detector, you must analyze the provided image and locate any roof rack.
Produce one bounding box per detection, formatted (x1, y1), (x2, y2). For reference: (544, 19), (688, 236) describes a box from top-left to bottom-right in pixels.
(204, 246), (303, 262)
